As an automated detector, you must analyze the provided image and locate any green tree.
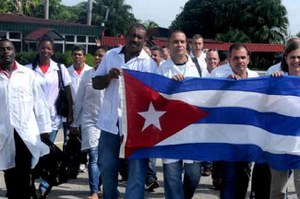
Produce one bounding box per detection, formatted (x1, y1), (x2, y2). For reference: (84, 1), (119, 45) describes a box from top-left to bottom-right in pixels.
(68, 0), (137, 36)
(0, 0), (76, 22)
(0, 0), (14, 13)
(0, 0), (41, 15)
(170, 0), (288, 43)
(143, 20), (159, 29)
(100, 0), (137, 36)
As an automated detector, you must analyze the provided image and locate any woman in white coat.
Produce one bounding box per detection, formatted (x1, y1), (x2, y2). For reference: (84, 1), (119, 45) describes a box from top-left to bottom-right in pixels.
(27, 35), (73, 198)
(71, 46), (107, 199)
(0, 39), (51, 199)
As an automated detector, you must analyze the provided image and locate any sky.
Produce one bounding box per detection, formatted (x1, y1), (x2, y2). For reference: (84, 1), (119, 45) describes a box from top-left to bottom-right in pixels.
(61, 0), (300, 36)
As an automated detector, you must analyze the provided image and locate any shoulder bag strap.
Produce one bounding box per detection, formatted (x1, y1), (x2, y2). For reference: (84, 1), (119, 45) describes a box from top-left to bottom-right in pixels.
(57, 63), (65, 89)
(191, 57), (202, 77)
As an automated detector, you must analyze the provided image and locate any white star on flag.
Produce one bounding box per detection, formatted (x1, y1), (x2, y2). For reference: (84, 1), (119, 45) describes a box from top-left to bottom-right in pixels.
(138, 102), (166, 131)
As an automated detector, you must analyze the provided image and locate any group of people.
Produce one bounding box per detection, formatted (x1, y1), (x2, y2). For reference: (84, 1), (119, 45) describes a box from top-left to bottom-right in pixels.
(1, 22), (300, 199)
(0, 35), (108, 199)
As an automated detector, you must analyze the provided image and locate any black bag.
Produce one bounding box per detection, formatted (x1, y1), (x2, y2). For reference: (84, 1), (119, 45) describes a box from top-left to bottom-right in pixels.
(64, 133), (81, 179)
(55, 64), (69, 117)
(32, 139), (69, 186)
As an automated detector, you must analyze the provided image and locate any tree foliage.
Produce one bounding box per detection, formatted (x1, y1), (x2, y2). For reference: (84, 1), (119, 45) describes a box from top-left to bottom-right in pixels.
(0, 0), (138, 36)
(143, 20), (159, 29)
(170, 0), (288, 43)
(72, 0), (138, 36)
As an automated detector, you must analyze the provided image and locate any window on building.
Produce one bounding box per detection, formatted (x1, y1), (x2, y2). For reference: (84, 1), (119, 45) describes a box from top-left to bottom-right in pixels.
(65, 35), (75, 42)
(9, 32), (21, 39)
(66, 44), (75, 52)
(0, 31), (6, 39)
(54, 43), (63, 53)
(89, 36), (97, 43)
(12, 42), (21, 52)
(77, 35), (86, 43)
(88, 45), (98, 54)
(27, 43), (37, 51)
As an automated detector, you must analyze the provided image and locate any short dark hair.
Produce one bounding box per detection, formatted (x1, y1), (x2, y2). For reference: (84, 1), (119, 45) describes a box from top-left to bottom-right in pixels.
(150, 46), (162, 52)
(0, 38), (13, 45)
(281, 42), (300, 72)
(125, 23), (147, 37)
(168, 30), (186, 42)
(96, 45), (109, 52)
(38, 34), (54, 48)
(219, 51), (228, 62)
(72, 45), (86, 55)
(229, 43), (249, 56)
(0, 39), (15, 51)
(192, 34), (203, 40)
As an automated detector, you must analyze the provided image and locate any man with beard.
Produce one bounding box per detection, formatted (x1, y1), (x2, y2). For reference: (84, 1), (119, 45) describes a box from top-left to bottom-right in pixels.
(92, 24), (156, 199)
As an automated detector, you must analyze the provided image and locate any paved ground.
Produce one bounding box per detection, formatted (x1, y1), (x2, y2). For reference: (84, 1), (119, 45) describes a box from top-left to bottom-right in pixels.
(0, 130), (297, 199)
(0, 164), (297, 199)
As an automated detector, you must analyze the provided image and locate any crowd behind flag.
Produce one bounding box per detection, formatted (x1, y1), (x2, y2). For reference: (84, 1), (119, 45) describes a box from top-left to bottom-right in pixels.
(120, 69), (300, 170)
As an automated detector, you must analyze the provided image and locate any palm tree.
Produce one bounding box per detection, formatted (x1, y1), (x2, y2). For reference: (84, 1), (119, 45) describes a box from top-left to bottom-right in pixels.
(143, 20), (159, 29)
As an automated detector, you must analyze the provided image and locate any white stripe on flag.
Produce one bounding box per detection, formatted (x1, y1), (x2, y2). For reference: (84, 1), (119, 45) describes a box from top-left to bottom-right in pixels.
(157, 123), (300, 156)
(161, 90), (300, 117)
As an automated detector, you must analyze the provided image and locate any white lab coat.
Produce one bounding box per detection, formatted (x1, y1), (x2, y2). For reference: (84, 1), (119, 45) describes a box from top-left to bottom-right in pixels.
(26, 59), (72, 130)
(0, 63), (52, 170)
(71, 69), (104, 151)
(67, 64), (93, 102)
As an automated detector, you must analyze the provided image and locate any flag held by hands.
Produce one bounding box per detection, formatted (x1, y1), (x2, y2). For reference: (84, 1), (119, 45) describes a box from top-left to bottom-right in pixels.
(120, 69), (300, 170)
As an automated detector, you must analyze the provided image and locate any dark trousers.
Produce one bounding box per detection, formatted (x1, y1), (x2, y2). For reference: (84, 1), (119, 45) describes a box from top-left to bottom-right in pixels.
(220, 161), (251, 199)
(250, 163), (271, 199)
(63, 122), (87, 165)
(4, 130), (32, 199)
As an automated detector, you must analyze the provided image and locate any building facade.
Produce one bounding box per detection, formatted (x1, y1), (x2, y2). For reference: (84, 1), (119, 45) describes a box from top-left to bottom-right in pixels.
(0, 13), (102, 53)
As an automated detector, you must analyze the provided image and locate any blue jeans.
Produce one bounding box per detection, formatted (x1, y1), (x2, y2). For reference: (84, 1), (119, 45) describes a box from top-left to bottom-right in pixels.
(39, 129), (58, 194)
(125, 159), (148, 199)
(220, 161), (251, 199)
(163, 161), (202, 199)
(163, 161), (184, 199)
(146, 158), (157, 184)
(88, 147), (101, 194)
(183, 162), (202, 199)
(97, 131), (120, 199)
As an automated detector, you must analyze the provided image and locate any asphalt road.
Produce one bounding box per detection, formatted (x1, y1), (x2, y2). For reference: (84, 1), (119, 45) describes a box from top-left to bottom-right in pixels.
(0, 130), (297, 199)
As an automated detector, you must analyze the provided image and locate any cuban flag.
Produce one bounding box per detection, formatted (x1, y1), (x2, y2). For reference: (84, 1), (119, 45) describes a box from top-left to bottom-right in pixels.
(120, 69), (300, 170)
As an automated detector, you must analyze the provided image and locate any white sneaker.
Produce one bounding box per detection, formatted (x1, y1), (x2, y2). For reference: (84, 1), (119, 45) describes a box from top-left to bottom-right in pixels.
(79, 164), (86, 172)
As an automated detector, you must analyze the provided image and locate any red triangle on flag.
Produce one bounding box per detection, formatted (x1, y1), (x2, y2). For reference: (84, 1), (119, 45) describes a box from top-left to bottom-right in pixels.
(123, 72), (208, 157)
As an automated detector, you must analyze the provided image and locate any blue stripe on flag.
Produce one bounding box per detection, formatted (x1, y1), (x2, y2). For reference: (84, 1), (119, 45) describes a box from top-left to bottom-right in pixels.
(198, 107), (300, 136)
(124, 69), (300, 96)
(129, 143), (300, 170)
(123, 69), (300, 170)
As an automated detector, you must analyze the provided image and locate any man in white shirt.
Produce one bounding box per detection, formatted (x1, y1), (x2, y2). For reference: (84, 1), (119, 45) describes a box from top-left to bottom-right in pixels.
(0, 39), (51, 199)
(206, 49), (220, 74)
(211, 43), (258, 199)
(92, 24), (156, 199)
(190, 34), (209, 77)
(151, 46), (164, 67)
(67, 45), (93, 101)
(67, 45), (92, 173)
(157, 30), (204, 199)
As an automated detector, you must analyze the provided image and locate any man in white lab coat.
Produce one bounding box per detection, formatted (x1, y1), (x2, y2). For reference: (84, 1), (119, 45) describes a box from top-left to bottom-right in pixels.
(0, 39), (52, 199)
